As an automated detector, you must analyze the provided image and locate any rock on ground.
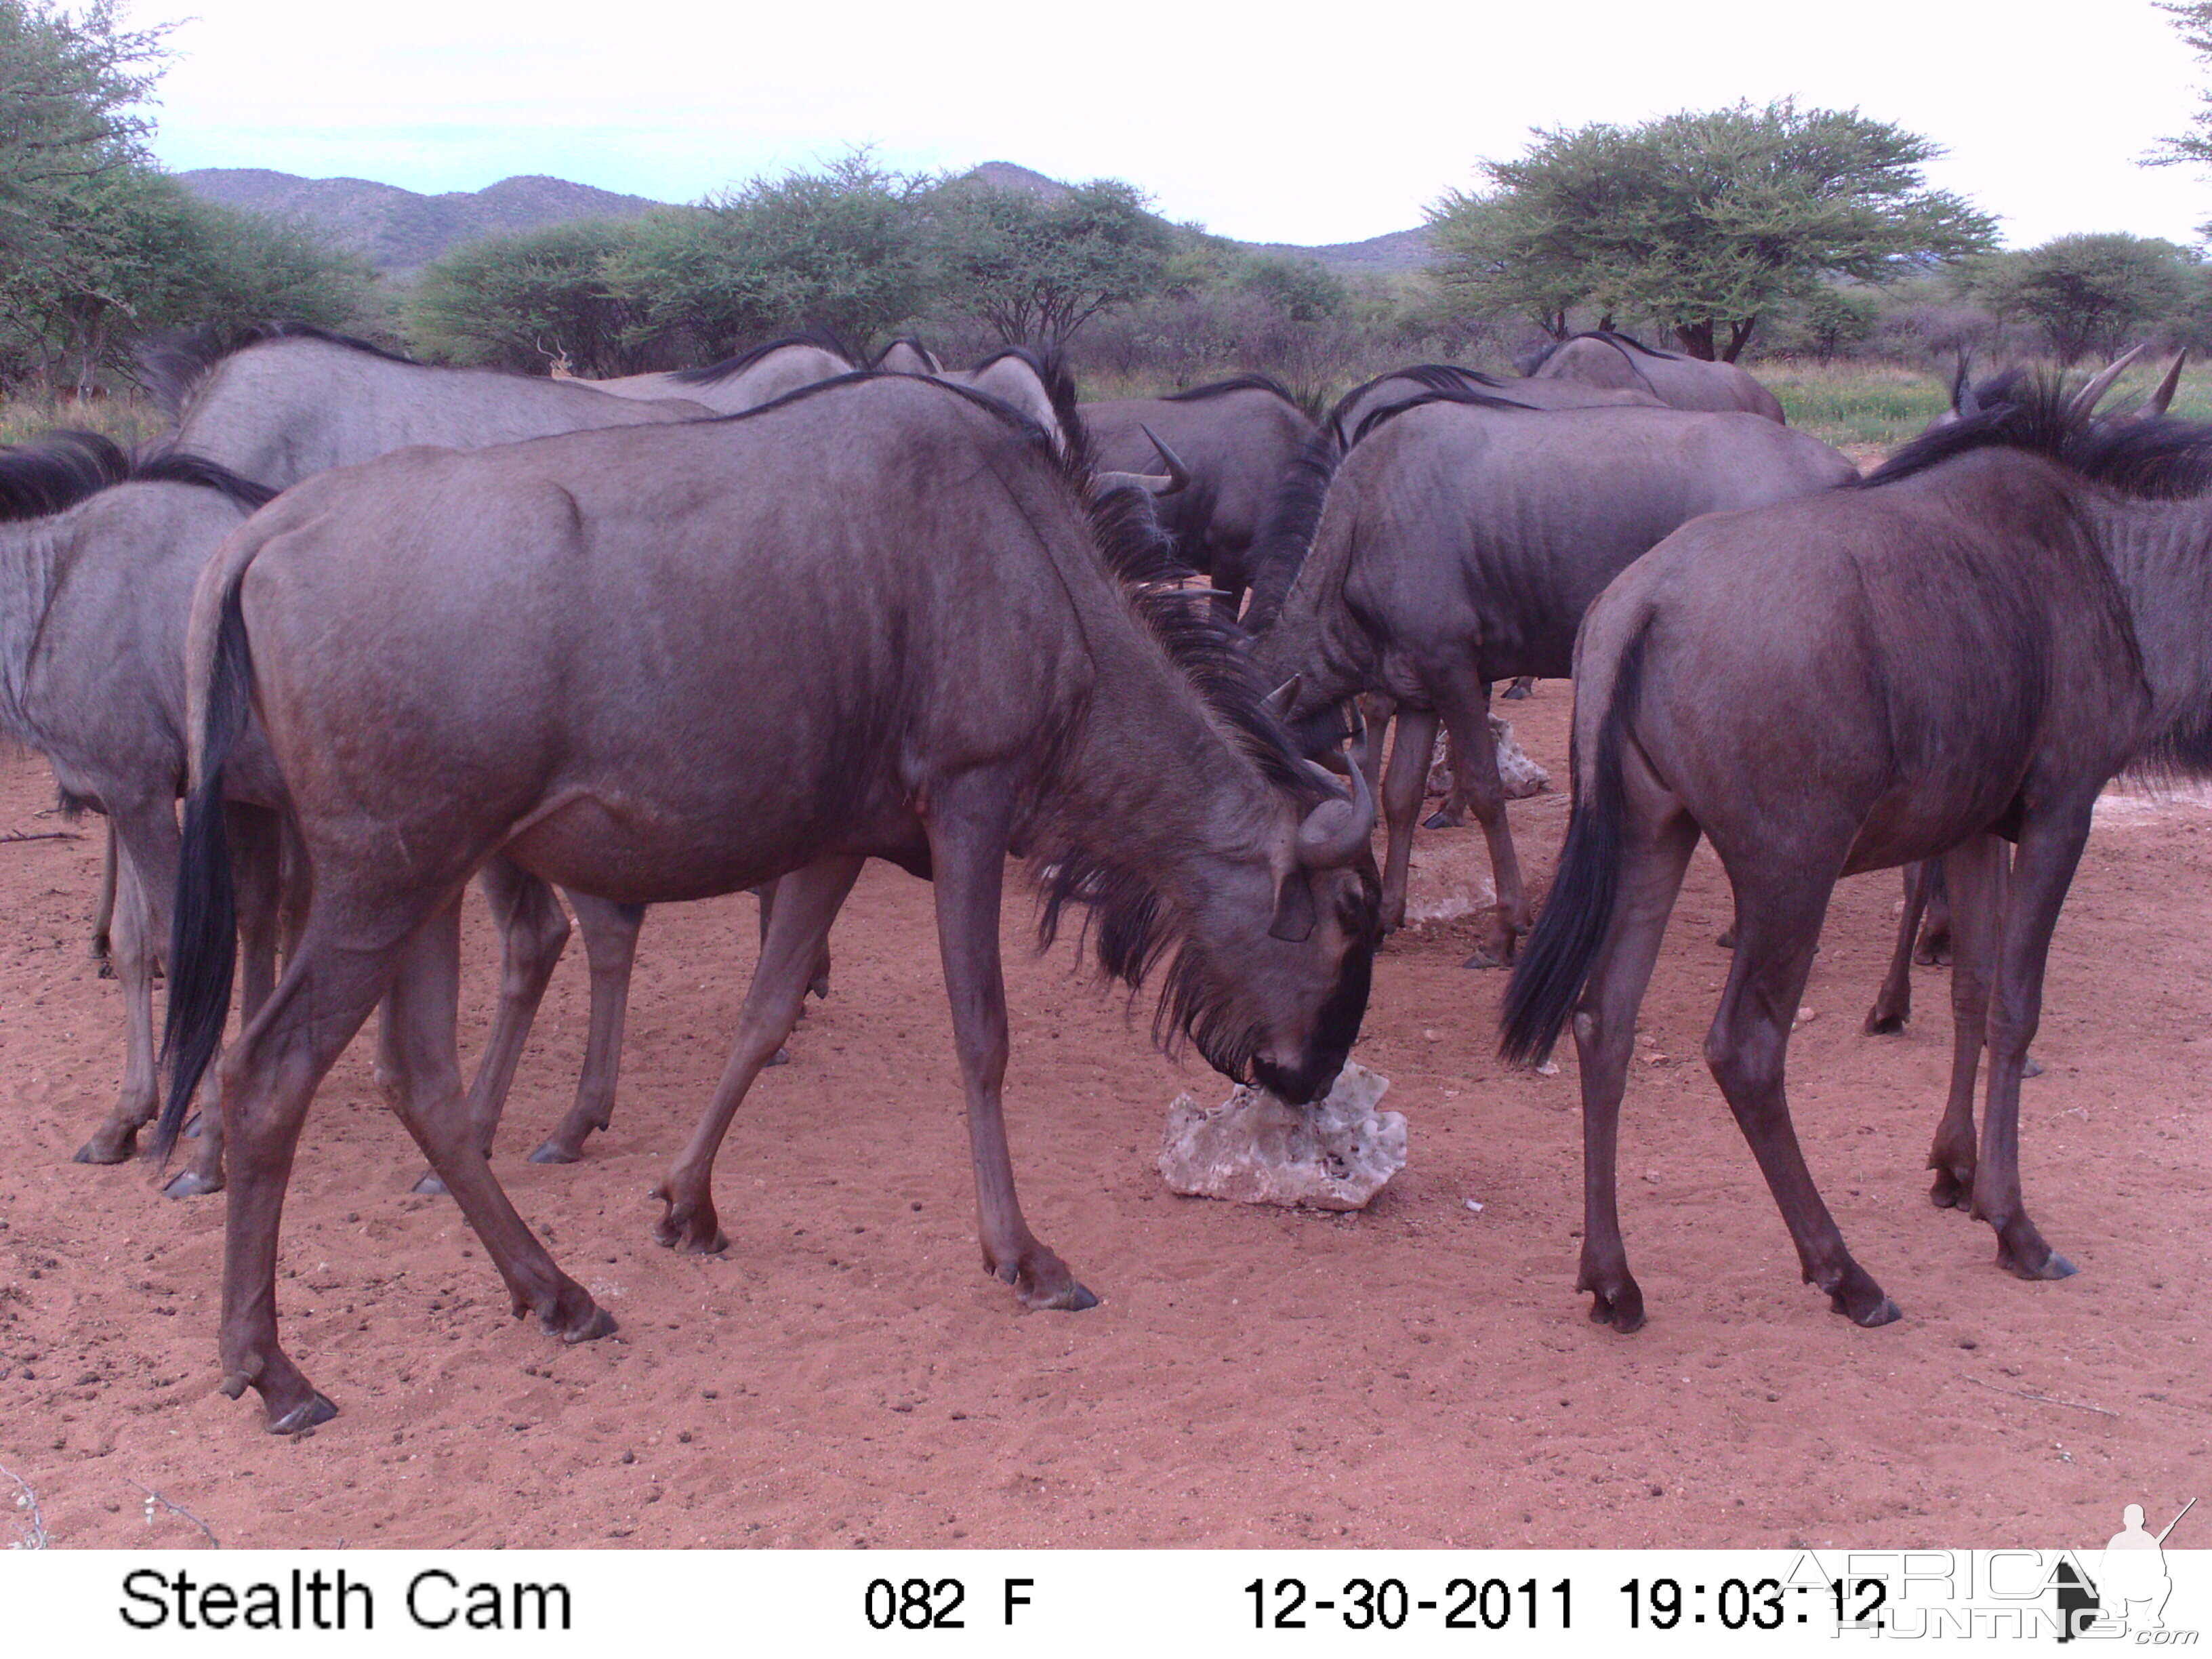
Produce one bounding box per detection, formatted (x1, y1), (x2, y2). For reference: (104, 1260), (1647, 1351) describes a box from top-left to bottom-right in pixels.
(1427, 715), (1549, 800)
(1158, 1062), (1406, 1211)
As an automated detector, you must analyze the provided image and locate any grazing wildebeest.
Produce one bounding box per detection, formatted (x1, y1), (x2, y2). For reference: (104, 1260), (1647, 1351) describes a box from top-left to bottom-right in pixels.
(1078, 376), (1319, 613)
(871, 337), (945, 375)
(159, 372), (1380, 1432)
(1326, 363), (1660, 453)
(587, 331), (855, 413)
(1524, 331), (1786, 422)
(1248, 389), (1855, 962)
(0, 433), (642, 1197)
(1499, 373), (2212, 1332)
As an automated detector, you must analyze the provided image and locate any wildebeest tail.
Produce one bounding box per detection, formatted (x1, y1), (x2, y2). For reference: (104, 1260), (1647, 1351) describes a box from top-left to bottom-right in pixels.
(1498, 617), (1653, 1066)
(152, 577), (252, 1164)
(1238, 425), (1343, 634)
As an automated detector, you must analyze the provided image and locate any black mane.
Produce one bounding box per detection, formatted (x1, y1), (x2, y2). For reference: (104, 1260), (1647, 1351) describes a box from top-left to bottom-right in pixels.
(139, 322), (419, 421)
(867, 336), (939, 370)
(1162, 373), (1300, 407)
(1857, 373), (2212, 499)
(672, 331), (855, 386)
(0, 432), (276, 523)
(1519, 329), (1675, 374)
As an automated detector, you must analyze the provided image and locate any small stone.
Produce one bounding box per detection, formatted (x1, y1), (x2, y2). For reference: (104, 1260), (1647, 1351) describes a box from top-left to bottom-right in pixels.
(1535, 1059), (1559, 1078)
(1794, 1006), (1818, 1027)
(1463, 1198), (1484, 1214)
(1158, 1063), (1406, 1212)
(1643, 1169), (1660, 1184)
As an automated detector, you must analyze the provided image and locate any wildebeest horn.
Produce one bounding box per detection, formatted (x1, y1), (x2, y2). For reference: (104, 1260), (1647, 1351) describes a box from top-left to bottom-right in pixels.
(1950, 348), (1976, 417)
(2141, 348), (2188, 418)
(1094, 426), (1193, 497)
(1263, 676), (1301, 721)
(1296, 711), (1376, 869)
(2064, 343), (2150, 422)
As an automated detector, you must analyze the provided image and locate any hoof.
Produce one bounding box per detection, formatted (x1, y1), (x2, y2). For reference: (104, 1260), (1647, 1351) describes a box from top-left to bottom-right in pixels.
(1715, 926), (1736, 950)
(162, 1168), (222, 1200)
(544, 1302), (617, 1343)
(769, 1046), (792, 1067)
(1999, 1242), (2077, 1282)
(1461, 945), (1508, 970)
(527, 1140), (583, 1166)
(96, 958), (117, 981)
(1586, 1290), (1645, 1333)
(410, 1170), (449, 1197)
(653, 1198), (728, 1255)
(2020, 1053), (2044, 1080)
(1929, 1169), (1973, 1210)
(1914, 943), (1952, 968)
(266, 1391), (339, 1435)
(1422, 809), (1463, 830)
(1824, 1265), (1900, 1326)
(1849, 1296), (1905, 1328)
(1863, 1006), (1906, 1036)
(1501, 682), (1532, 701)
(72, 1134), (134, 1166)
(183, 1112), (205, 1141)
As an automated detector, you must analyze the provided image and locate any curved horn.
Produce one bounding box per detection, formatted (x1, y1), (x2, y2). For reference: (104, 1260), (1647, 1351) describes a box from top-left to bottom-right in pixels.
(1139, 424), (1191, 495)
(2064, 343), (2150, 423)
(1263, 676), (1301, 722)
(1296, 710), (1376, 868)
(2141, 348), (2188, 419)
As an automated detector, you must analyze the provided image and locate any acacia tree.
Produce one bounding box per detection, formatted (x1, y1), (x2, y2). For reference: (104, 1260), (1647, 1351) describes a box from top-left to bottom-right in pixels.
(1956, 234), (2194, 364)
(1429, 100), (1996, 359)
(924, 178), (1174, 346)
(409, 221), (659, 375)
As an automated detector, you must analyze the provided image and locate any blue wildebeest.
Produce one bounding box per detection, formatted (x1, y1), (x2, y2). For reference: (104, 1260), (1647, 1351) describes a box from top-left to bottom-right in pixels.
(1500, 373), (2212, 1332)
(158, 372), (1380, 1433)
(587, 331), (856, 413)
(1246, 388), (1854, 962)
(1523, 331), (1786, 423)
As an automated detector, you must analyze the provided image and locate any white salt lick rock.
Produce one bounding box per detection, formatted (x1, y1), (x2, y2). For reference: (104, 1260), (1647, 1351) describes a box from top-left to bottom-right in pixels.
(1157, 1062), (1406, 1211)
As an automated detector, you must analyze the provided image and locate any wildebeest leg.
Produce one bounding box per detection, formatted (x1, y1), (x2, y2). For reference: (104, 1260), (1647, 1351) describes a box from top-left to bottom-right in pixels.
(929, 771), (1096, 1311)
(1706, 869), (1900, 1327)
(1864, 861), (1933, 1035)
(1915, 859), (1953, 965)
(531, 893), (647, 1165)
(1432, 675), (1523, 967)
(90, 819), (117, 977)
(1927, 837), (2003, 1209)
(653, 856), (865, 1254)
(1423, 729), (1467, 830)
(409, 857), (571, 1195)
(1571, 794), (1700, 1334)
(214, 905), (417, 1432)
(72, 800), (187, 1166)
(380, 894), (616, 1345)
(1378, 705), (1437, 933)
(161, 805), (288, 1200)
(1970, 807), (2092, 1281)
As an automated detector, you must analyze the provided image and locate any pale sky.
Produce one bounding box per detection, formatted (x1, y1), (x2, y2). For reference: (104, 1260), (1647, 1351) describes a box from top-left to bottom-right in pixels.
(145, 0), (2212, 251)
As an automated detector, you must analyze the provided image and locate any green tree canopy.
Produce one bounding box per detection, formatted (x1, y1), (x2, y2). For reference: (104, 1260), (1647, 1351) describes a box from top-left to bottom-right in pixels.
(923, 177), (1174, 346)
(409, 221), (656, 375)
(1957, 233), (2195, 364)
(1428, 100), (1997, 359)
(605, 154), (927, 356)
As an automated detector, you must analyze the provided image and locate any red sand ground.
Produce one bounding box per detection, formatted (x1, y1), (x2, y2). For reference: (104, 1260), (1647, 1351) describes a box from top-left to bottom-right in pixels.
(0, 691), (2205, 1551)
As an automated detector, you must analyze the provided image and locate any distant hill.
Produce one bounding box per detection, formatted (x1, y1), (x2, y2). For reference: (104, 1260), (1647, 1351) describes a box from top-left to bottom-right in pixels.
(177, 169), (664, 273)
(178, 163), (1434, 279)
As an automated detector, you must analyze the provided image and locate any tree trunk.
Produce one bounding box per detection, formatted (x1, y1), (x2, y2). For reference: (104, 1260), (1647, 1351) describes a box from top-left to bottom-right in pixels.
(1675, 320), (1717, 360)
(1721, 316), (1759, 363)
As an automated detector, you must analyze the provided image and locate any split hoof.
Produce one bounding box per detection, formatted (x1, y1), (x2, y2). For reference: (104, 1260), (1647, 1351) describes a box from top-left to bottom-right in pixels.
(266, 1391), (339, 1435)
(1461, 945), (1508, 970)
(1422, 809), (1464, 830)
(994, 1257), (1099, 1311)
(410, 1170), (449, 1197)
(1999, 1241), (2077, 1282)
(72, 1133), (134, 1166)
(2020, 1054), (2044, 1080)
(1501, 682), (1532, 701)
(1863, 1006), (1906, 1036)
(1847, 1295), (1904, 1328)
(527, 1139), (583, 1166)
(769, 1046), (792, 1068)
(1928, 1169), (1974, 1210)
(543, 1302), (617, 1343)
(1914, 942), (1952, 968)
(652, 1197), (728, 1255)
(161, 1167), (222, 1200)
(1824, 1266), (1900, 1326)
(1586, 1289), (1645, 1333)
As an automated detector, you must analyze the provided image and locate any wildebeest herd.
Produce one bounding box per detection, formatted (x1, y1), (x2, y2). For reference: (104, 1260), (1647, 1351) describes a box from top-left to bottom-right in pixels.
(0, 321), (2196, 1436)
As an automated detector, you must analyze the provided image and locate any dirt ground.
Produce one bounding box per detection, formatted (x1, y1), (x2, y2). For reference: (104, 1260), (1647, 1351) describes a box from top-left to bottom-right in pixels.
(0, 689), (2205, 1552)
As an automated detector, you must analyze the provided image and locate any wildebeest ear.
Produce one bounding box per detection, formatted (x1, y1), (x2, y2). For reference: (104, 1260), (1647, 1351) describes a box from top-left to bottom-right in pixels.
(1269, 870), (1317, 941)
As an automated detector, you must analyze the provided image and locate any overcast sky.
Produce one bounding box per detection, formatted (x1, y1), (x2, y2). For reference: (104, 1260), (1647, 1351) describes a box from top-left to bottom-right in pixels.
(146, 0), (2212, 251)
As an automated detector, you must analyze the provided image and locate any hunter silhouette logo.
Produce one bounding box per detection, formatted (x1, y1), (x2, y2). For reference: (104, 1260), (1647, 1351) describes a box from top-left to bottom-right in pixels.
(2056, 1497), (2196, 1641)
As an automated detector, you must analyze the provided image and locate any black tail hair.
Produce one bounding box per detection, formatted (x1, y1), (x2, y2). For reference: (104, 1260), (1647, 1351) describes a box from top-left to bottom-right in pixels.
(1498, 618), (1653, 1065)
(1238, 425), (1344, 634)
(152, 581), (253, 1164)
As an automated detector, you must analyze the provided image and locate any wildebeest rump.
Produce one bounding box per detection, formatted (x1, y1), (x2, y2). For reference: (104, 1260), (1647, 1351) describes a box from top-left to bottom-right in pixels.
(588, 331), (855, 413)
(1525, 331), (1786, 423)
(159, 373), (1380, 1433)
(1500, 375), (2212, 1331)
(1248, 391), (1855, 964)
(1326, 363), (1661, 453)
